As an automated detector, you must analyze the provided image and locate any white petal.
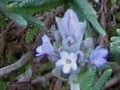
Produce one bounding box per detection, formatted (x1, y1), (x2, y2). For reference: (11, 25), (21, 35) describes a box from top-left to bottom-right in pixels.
(36, 46), (43, 53)
(60, 51), (69, 58)
(70, 62), (77, 71)
(35, 46), (44, 56)
(55, 59), (65, 67)
(62, 65), (71, 74)
(70, 52), (77, 62)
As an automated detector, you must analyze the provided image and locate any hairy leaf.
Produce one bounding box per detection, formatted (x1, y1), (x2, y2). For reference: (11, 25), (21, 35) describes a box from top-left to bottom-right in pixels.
(93, 69), (112, 90)
(79, 66), (96, 90)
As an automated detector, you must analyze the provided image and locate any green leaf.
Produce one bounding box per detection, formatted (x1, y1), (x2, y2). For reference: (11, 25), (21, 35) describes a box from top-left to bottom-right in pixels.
(104, 62), (118, 69)
(0, 78), (6, 90)
(111, 0), (117, 5)
(25, 28), (39, 44)
(8, 13), (27, 26)
(111, 36), (120, 41)
(116, 29), (120, 36)
(79, 66), (96, 90)
(0, 14), (6, 29)
(111, 40), (120, 46)
(72, 0), (106, 36)
(110, 29), (120, 62)
(9, 0), (68, 15)
(93, 69), (112, 90)
(22, 14), (44, 27)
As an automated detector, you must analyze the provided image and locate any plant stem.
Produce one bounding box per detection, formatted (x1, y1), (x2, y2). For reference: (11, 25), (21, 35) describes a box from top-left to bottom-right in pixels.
(70, 81), (80, 90)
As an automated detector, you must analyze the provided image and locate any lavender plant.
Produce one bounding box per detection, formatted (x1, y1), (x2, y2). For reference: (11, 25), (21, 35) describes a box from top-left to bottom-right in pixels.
(35, 9), (112, 90)
(0, 0), (115, 90)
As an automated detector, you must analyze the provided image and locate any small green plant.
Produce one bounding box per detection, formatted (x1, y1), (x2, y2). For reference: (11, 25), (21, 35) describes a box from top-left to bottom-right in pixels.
(0, 0), (117, 90)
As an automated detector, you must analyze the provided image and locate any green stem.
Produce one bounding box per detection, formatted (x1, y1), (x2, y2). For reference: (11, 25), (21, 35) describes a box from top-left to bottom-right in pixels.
(70, 81), (80, 90)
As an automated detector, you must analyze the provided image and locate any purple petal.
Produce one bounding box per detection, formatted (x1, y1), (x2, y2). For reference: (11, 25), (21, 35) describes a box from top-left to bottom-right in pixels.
(66, 9), (86, 40)
(42, 35), (54, 55)
(98, 48), (108, 58)
(42, 42), (54, 55)
(94, 45), (108, 57)
(35, 35), (54, 56)
(56, 9), (85, 40)
(90, 45), (108, 59)
(56, 14), (69, 39)
(69, 21), (86, 41)
(66, 9), (79, 23)
(90, 58), (107, 67)
(89, 45), (108, 67)
(42, 34), (50, 43)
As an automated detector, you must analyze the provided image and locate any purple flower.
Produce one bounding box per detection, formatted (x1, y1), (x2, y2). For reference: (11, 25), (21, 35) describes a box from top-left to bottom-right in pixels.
(89, 45), (108, 67)
(35, 34), (54, 56)
(56, 9), (86, 42)
(55, 51), (78, 74)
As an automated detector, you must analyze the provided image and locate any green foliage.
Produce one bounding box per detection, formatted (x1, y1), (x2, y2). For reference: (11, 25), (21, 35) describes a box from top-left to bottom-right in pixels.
(93, 69), (112, 90)
(11, 0), (62, 7)
(79, 66), (96, 90)
(104, 62), (118, 70)
(0, 78), (6, 90)
(110, 29), (120, 62)
(0, 1), (114, 89)
(8, 0), (68, 15)
(22, 14), (44, 27)
(111, 0), (117, 5)
(79, 67), (112, 90)
(8, 13), (28, 26)
(6, 49), (15, 63)
(115, 12), (120, 21)
(0, 0), (107, 36)
(25, 28), (40, 44)
(0, 14), (6, 29)
(71, 0), (106, 36)
(0, 2), (28, 26)
(0, 0), (68, 27)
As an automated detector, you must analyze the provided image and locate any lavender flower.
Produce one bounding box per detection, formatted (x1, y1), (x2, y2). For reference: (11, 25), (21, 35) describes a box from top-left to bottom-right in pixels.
(56, 9), (86, 45)
(89, 45), (108, 67)
(55, 51), (78, 74)
(35, 34), (54, 56)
